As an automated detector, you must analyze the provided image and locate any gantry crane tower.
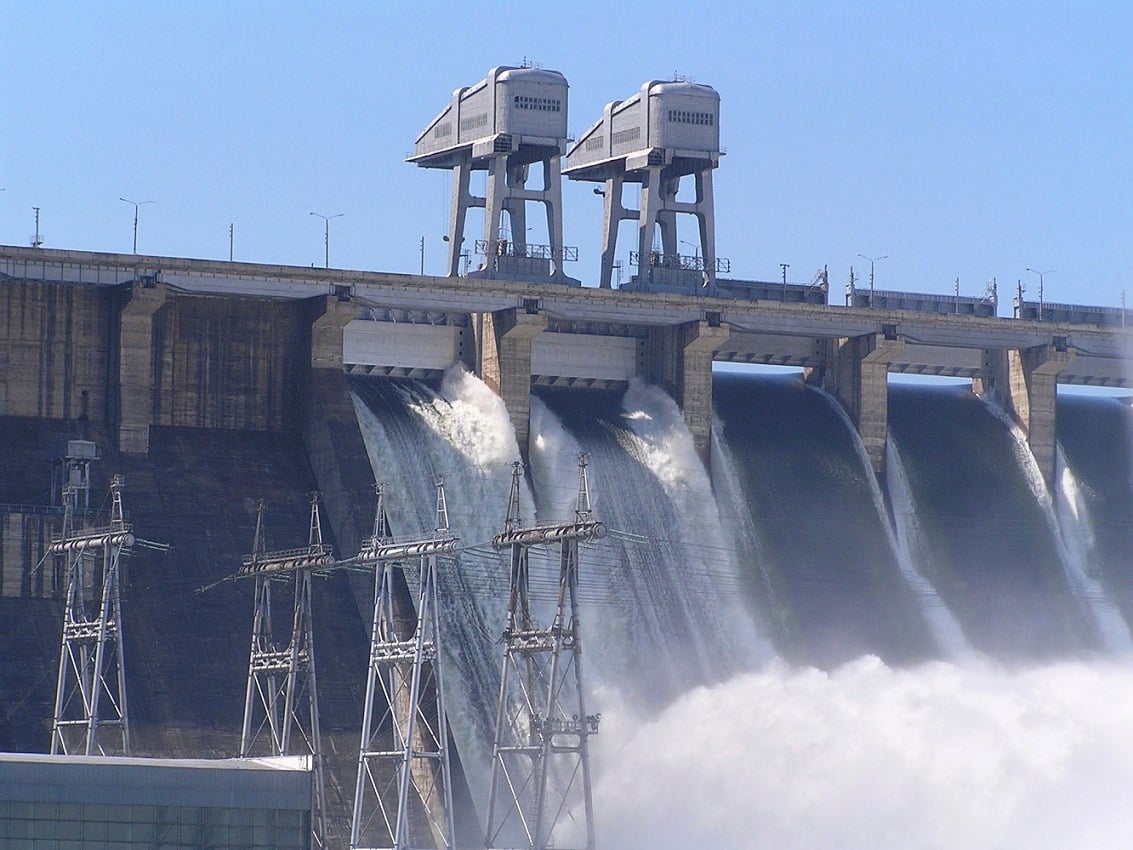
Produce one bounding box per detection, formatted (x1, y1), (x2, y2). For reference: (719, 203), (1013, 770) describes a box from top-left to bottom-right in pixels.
(485, 456), (606, 850)
(237, 493), (335, 849)
(351, 479), (460, 850)
(50, 474), (135, 756)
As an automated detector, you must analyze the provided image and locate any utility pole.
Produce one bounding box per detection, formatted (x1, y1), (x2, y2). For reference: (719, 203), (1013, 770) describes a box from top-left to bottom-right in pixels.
(237, 494), (335, 849)
(120, 198), (154, 254)
(310, 212), (344, 269)
(31, 206), (43, 248)
(1026, 268), (1054, 320)
(485, 456), (606, 850)
(858, 253), (887, 305)
(350, 479), (459, 850)
(50, 475), (135, 756)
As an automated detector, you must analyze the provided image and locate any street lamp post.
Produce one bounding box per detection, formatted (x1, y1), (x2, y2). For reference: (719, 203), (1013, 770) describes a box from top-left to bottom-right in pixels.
(1026, 268), (1054, 319)
(120, 197), (154, 254)
(310, 212), (344, 269)
(857, 253), (888, 304)
(679, 239), (701, 268)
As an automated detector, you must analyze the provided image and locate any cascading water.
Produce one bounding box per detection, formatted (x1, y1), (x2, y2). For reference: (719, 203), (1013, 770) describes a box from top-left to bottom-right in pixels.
(981, 397), (1133, 652)
(884, 437), (972, 656)
(1058, 394), (1133, 626)
(1054, 448), (1133, 652)
(531, 379), (762, 708)
(350, 369), (524, 817)
(347, 365), (1133, 849)
(814, 381), (972, 657)
(588, 379), (1133, 850)
(887, 383), (1095, 656)
(711, 372), (935, 666)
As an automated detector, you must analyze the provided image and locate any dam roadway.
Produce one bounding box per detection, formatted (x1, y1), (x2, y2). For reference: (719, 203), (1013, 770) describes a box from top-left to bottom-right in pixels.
(3, 244), (1130, 485)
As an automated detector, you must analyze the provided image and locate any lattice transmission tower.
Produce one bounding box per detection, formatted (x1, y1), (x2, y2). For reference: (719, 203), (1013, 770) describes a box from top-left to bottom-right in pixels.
(238, 492), (335, 849)
(50, 474), (136, 756)
(485, 456), (606, 850)
(351, 478), (460, 850)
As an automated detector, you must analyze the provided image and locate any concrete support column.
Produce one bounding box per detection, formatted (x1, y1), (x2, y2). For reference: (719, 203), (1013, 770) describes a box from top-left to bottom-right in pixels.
(478, 306), (547, 459)
(827, 333), (904, 476)
(643, 318), (730, 464)
(447, 159), (473, 277)
(482, 157), (509, 263)
(993, 342), (1075, 488)
(309, 293), (357, 371)
(304, 291), (366, 547)
(117, 282), (167, 454)
(599, 173), (628, 289)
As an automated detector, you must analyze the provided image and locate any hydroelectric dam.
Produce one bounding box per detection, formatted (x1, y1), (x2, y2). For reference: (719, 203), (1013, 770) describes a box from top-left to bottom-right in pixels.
(3, 243), (1133, 847)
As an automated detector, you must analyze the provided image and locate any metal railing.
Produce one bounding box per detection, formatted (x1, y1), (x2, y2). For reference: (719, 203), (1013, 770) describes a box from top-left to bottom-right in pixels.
(473, 240), (578, 261)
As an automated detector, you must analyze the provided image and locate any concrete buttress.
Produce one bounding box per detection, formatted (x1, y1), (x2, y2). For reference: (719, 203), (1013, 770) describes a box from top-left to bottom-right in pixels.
(643, 319), (730, 464)
(828, 332), (904, 477)
(991, 342), (1075, 488)
(117, 282), (167, 454)
(478, 307), (548, 460)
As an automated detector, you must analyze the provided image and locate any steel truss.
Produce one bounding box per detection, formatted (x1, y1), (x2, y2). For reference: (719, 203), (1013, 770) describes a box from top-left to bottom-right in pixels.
(351, 479), (460, 850)
(485, 456), (606, 850)
(50, 475), (135, 756)
(239, 493), (335, 849)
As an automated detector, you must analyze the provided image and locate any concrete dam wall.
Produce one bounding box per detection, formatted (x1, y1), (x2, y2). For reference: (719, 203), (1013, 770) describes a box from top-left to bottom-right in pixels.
(5, 250), (1133, 847)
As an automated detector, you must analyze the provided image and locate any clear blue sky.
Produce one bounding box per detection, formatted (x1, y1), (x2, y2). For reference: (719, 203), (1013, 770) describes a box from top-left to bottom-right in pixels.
(4, 2), (1131, 312)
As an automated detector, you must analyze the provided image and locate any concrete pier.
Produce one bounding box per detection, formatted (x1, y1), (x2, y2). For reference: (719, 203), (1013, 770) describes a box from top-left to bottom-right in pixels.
(643, 318), (730, 462)
(478, 305), (548, 459)
(989, 342), (1076, 487)
(117, 282), (167, 453)
(826, 332), (905, 476)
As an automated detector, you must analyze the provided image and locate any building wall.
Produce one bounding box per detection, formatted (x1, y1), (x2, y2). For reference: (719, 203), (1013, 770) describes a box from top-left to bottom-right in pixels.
(0, 754), (312, 850)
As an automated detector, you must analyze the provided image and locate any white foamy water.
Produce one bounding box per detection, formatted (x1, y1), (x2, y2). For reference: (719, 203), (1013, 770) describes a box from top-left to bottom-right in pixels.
(529, 383), (762, 704)
(592, 657), (1133, 850)
(351, 366), (527, 818)
(616, 380), (765, 668)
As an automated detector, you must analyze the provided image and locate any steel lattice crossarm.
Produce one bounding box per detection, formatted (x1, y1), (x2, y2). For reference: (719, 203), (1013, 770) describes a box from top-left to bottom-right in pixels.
(48, 526), (136, 555)
(356, 536), (461, 564)
(237, 542), (336, 579)
(350, 479), (459, 850)
(491, 519), (606, 549)
(485, 455), (602, 850)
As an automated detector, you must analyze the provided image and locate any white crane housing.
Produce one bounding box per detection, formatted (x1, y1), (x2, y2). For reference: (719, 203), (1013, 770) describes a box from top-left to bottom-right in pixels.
(409, 66), (578, 284)
(565, 80), (723, 292)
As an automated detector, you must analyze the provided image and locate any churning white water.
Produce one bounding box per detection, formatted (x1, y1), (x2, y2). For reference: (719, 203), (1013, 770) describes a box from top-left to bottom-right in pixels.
(592, 657), (1133, 850)
(351, 371), (1133, 850)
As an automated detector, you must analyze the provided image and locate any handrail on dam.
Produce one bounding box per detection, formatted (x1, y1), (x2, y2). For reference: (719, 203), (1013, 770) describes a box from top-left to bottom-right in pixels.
(3, 243), (1131, 394)
(3, 242), (1128, 339)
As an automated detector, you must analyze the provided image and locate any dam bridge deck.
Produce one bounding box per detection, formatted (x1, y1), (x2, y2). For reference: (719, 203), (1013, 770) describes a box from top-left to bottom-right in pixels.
(2, 245), (1128, 387)
(3, 244), (1129, 487)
